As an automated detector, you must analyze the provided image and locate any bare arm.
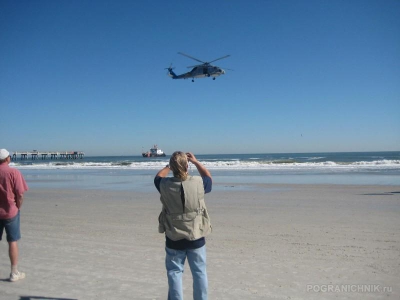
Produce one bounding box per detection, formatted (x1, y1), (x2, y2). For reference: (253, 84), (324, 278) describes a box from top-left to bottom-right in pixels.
(16, 194), (24, 209)
(187, 153), (212, 180)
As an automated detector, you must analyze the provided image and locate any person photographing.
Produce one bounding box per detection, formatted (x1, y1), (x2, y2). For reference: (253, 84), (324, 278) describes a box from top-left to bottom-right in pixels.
(154, 151), (212, 300)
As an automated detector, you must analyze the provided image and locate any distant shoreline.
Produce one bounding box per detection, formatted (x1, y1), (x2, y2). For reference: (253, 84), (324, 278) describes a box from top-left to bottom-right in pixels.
(63, 150), (400, 157)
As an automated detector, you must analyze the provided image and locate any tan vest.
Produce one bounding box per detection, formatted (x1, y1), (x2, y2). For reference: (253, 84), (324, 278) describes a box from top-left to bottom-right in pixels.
(158, 175), (212, 241)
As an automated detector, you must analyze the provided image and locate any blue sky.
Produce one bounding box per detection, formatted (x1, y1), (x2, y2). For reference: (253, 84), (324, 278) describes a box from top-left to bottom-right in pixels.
(1, 0), (399, 155)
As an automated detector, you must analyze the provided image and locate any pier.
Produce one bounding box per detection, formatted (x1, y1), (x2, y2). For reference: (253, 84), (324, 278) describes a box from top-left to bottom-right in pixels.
(11, 151), (84, 160)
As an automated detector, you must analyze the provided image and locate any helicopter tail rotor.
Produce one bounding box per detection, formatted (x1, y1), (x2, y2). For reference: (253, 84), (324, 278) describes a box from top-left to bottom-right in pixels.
(164, 63), (174, 70)
(165, 64), (177, 78)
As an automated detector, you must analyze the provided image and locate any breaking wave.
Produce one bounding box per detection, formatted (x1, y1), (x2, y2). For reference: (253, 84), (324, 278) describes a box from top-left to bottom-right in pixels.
(10, 159), (400, 171)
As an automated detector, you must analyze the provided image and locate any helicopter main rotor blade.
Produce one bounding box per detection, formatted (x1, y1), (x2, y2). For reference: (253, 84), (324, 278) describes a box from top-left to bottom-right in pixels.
(209, 55), (230, 64)
(178, 52), (206, 64)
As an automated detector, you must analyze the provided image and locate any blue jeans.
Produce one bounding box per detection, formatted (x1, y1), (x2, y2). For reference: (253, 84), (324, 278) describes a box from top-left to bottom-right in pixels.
(165, 245), (208, 300)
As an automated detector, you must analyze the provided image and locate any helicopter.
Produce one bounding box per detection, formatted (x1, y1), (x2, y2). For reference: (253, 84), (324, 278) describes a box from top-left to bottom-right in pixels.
(166, 52), (231, 82)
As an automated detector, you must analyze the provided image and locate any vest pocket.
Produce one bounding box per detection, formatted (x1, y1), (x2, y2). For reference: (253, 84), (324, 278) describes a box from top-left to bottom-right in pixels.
(196, 213), (212, 238)
(164, 211), (212, 241)
(166, 212), (197, 240)
(158, 211), (166, 233)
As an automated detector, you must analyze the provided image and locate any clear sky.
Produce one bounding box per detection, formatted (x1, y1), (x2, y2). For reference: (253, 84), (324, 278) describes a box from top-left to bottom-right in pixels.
(1, 0), (399, 156)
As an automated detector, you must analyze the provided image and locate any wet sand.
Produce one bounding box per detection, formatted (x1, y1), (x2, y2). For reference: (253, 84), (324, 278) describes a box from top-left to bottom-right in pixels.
(1, 184), (399, 299)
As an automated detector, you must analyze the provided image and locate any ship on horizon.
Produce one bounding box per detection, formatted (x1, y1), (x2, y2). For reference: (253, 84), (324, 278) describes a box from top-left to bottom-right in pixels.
(142, 145), (166, 157)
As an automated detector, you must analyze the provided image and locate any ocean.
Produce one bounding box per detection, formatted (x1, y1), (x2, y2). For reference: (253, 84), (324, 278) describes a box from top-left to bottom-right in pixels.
(10, 151), (400, 190)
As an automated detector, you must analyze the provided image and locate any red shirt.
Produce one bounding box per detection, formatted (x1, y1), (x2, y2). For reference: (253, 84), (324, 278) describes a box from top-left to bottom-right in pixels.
(0, 163), (28, 219)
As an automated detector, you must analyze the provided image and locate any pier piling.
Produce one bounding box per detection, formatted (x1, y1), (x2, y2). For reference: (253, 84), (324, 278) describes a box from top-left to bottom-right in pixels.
(11, 151), (84, 161)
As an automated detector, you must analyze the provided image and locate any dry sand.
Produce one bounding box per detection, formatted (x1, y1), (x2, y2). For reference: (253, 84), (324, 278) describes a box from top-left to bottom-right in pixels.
(0, 184), (399, 299)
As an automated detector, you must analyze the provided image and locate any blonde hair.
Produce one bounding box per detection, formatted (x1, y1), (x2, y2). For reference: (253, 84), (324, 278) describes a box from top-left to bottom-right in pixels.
(169, 151), (188, 181)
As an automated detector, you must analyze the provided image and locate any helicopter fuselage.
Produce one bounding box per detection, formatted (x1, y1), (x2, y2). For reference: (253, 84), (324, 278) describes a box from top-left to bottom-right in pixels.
(167, 52), (230, 81)
(168, 66), (225, 80)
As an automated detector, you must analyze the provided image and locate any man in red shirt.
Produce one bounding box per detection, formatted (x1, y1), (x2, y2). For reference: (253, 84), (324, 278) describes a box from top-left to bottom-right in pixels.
(0, 149), (28, 282)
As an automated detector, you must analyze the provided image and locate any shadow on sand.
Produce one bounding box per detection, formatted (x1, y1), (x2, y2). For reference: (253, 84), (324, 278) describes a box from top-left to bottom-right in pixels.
(20, 297), (77, 300)
(361, 191), (400, 196)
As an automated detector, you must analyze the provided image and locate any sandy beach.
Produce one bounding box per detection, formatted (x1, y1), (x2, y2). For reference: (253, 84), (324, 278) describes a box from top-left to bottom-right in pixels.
(1, 184), (399, 300)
